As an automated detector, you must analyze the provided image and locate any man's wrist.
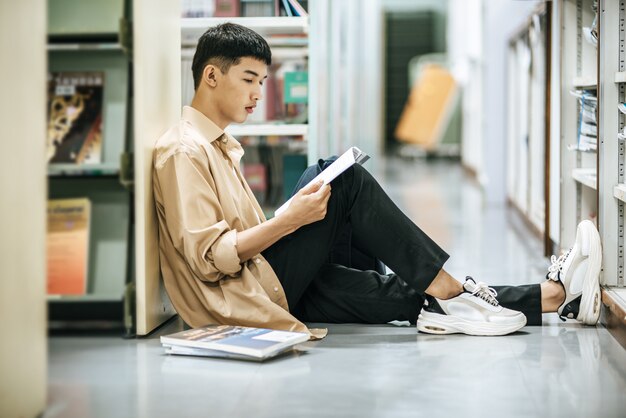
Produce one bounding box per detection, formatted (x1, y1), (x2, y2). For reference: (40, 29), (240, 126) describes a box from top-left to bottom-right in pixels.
(271, 213), (299, 236)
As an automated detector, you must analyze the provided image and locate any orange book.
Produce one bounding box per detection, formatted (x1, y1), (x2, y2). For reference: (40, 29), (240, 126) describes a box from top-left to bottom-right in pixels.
(47, 198), (91, 295)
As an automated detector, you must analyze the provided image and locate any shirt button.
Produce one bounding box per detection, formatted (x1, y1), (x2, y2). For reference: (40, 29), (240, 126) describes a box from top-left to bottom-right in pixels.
(273, 286), (279, 292)
(255, 258), (261, 264)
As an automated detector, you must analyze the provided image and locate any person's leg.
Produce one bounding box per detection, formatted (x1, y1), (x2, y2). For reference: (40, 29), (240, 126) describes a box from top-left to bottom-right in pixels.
(263, 164), (451, 309)
(490, 284), (544, 326)
(266, 164), (525, 335)
(292, 264), (424, 324)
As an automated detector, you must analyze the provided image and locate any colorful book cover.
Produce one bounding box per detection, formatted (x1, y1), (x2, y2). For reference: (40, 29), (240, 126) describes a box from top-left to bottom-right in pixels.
(243, 163), (268, 192)
(47, 198), (91, 295)
(283, 71), (308, 104)
(160, 325), (309, 359)
(47, 72), (104, 165)
(213, 0), (240, 17)
(243, 163), (268, 204)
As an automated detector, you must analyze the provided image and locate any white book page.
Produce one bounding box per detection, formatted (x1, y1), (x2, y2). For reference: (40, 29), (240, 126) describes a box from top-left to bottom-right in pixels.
(252, 330), (302, 342)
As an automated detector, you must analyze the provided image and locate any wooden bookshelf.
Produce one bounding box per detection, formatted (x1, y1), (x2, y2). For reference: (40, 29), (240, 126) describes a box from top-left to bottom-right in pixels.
(45, 0), (179, 336)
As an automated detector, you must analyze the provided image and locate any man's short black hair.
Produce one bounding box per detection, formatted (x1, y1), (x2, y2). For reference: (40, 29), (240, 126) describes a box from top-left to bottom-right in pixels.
(192, 23), (272, 90)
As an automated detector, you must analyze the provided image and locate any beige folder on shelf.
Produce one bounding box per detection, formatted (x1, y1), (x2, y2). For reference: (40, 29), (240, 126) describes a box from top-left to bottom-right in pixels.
(395, 64), (458, 151)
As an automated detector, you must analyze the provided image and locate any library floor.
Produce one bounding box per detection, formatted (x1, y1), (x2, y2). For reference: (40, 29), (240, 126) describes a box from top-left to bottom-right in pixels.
(45, 157), (626, 418)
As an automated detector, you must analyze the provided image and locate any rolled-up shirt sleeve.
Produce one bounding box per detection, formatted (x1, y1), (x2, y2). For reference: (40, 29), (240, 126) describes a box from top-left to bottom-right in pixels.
(155, 149), (242, 282)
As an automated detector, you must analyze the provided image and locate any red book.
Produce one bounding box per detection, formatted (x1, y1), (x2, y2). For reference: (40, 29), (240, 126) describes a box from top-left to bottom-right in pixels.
(214, 0), (240, 17)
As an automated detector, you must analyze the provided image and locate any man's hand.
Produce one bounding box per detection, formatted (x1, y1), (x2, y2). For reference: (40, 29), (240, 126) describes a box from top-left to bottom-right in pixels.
(283, 179), (332, 228)
(235, 179), (332, 261)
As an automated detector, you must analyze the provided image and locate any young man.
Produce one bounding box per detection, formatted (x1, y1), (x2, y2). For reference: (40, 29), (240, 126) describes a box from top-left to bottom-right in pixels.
(152, 23), (602, 339)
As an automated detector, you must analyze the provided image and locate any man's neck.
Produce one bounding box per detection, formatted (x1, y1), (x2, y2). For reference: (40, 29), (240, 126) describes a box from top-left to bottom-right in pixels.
(190, 95), (228, 130)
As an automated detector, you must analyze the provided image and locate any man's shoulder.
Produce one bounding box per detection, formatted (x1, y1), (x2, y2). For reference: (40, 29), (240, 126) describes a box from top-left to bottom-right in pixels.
(153, 120), (208, 168)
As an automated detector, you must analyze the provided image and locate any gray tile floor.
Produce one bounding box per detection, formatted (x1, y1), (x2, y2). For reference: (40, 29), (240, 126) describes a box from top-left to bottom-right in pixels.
(46, 158), (626, 418)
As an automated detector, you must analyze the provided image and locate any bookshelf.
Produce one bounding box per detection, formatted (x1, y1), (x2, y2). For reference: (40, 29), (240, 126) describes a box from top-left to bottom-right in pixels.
(572, 167), (598, 190)
(46, 0), (130, 330)
(45, 0), (179, 335)
(505, 0), (626, 340)
(181, 16), (308, 43)
(558, 0), (599, 252)
(597, 0), (626, 326)
(506, 4), (551, 244)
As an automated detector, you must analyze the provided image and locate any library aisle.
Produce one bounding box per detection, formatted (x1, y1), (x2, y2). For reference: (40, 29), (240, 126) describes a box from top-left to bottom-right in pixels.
(45, 158), (626, 418)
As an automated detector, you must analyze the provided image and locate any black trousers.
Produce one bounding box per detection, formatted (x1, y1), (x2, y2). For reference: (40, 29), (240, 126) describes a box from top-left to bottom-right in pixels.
(263, 164), (543, 326)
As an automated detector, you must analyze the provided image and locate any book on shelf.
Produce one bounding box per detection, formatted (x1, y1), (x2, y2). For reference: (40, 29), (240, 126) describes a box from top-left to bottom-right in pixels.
(160, 324), (309, 361)
(275, 146), (370, 216)
(182, 0), (306, 17)
(47, 72), (104, 165)
(181, 0), (215, 17)
(578, 134), (597, 151)
(286, 0), (307, 16)
(213, 0), (240, 17)
(580, 121), (597, 137)
(283, 71), (308, 104)
(571, 89), (598, 151)
(243, 162), (268, 203)
(241, 0), (274, 17)
(47, 198), (91, 295)
(278, 0), (307, 16)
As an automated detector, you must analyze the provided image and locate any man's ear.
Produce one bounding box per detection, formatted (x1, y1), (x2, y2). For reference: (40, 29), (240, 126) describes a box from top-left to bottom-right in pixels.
(202, 65), (219, 88)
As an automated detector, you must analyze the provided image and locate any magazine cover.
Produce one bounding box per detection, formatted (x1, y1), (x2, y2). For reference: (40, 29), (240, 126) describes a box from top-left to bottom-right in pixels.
(47, 198), (91, 295)
(47, 72), (104, 165)
(161, 325), (309, 359)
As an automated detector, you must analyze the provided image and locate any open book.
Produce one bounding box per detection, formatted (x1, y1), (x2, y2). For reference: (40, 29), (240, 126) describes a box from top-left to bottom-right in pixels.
(275, 146), (370, 216)
(160, 325), (309, 361)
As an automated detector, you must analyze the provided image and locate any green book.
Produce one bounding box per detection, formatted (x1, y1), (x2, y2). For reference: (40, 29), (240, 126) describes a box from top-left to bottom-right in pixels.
(283, 71), (308, 104)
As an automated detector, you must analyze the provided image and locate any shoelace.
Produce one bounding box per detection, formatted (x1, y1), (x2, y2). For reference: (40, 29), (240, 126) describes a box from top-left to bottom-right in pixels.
(547, 250), (573, 322)
(546, 250), (571, 281)
(467, 277), (499, 306)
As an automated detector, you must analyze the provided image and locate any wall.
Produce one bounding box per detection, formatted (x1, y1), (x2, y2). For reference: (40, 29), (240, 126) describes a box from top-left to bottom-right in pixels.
(0, 0), (47, 417)
(482, 0), (542, 205)
(448, 0), (542, 204)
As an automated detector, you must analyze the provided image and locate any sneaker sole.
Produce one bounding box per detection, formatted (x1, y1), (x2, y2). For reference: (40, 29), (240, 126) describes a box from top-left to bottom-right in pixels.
(577, 221), (602, 325)
(416, 311), (527, 336)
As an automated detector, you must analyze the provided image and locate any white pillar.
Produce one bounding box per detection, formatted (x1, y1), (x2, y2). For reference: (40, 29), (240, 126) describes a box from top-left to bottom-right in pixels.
(0, 1), (48, 417)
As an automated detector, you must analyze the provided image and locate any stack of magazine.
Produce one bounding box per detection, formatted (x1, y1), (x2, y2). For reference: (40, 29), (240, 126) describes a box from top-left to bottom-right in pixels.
(160, 325), (310, 361)
(570, 89), (597, 152)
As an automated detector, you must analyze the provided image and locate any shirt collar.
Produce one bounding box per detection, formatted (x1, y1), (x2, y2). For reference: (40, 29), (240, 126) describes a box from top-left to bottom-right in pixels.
(182, 105), (224, 143)
(182, 105), (245, 163)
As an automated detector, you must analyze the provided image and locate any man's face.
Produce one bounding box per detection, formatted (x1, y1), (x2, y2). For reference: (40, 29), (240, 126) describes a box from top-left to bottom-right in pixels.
(212, 57), (268, 126)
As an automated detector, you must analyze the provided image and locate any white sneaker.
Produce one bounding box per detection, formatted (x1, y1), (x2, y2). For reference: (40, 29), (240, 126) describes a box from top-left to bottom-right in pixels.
(416, 277), (527, 336)
(546, 220), (602, 325)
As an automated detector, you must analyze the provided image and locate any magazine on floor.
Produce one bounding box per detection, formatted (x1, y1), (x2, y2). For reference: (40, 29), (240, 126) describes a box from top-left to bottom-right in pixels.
(160, 325), (309, 361)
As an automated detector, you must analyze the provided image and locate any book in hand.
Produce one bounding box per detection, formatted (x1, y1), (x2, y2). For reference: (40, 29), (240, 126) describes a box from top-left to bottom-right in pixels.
(160, 325), (310, 361)
(47, 198), (91, 295)
(47, 72), (104, 165)
(274, 146), (370, 216)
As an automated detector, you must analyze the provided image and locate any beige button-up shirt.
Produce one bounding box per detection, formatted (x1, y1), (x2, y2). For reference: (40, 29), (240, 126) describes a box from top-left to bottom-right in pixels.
(153, 106), (325, 339)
